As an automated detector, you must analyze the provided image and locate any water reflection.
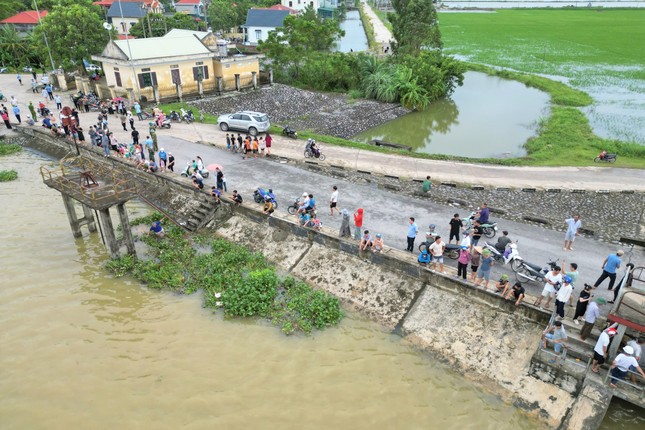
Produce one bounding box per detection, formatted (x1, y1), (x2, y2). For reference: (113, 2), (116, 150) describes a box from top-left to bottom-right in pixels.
(335, 10), (369, 53)
(355, 71), (550, 158)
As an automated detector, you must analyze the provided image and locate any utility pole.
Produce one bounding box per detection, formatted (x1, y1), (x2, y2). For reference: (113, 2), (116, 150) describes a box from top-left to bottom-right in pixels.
(118, 0), (142, 101)
(33, 0), (56, 73)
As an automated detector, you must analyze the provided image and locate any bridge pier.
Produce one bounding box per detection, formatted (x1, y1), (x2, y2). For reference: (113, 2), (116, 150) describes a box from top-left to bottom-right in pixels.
(97, 204), (136, 259)
(560, 380), (612, 430)
(61, 193), (97, 238)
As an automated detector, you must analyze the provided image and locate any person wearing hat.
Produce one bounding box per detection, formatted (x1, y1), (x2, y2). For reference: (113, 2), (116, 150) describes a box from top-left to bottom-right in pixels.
(475, 248), (494, 289)
(158, 147), (167, 172)
(373, 233), (384, 253)
(593, 250), (624, 291)
(609, 345), (645, 388)
(555, 276), (574, 319)
(572, 284), (593, 325)
(592, 327), (617, 373)
(494, 274), (510, 294)
(580, 297), (606, 341)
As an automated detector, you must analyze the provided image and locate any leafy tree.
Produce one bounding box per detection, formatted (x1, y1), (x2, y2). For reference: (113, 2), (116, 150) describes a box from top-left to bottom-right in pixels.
(259, 6), (344, 79)
(0, 0), (25, 21)
(207, 0), (247, 33)
(31, 0), (112, 70)
(389, 0), (442, 55)
(0, 26), (30, 68)
(129, 12), (203, 38)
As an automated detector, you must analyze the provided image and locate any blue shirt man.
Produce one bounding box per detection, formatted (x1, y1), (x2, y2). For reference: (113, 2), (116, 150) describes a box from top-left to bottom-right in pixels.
(406, 217), (418, 252)
(594, 250), (624, 290)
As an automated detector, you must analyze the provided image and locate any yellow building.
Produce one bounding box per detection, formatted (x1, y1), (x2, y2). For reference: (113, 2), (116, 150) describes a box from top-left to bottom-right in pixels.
(92, 29), (261, 102)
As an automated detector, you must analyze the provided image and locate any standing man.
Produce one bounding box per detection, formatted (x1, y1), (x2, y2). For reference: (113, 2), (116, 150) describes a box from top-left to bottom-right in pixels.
(28, 102), (37, 121)
(471, 220), (483, 246)
(215, 167), (224, 190)
(594, 250), (624, 290)
(54, 95), (62, 110)
(564, 214), (582, 251)
(145, 136), (155, 162)
(580, 297), (605, 340)
(591, 327), (617, 373)
(534, 265), (562, 309)
(406, 217), (418, 253)
(12, 105), (21, 124)
(131, 127), (139, 145)
(448, 213), (462, 245)
(17, 73), (22, 85)
(429, 235), (446, 273)
(555, 276), (573, 319)
(134, 101), (142, 120)
(329, 185), (339, 216)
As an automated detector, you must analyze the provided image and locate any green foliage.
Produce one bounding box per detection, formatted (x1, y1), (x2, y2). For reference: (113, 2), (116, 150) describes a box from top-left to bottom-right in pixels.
(129, 12), (204, 38)
(0, 170), (18, 182)
(259, 6), (344, 79)
(272, 277), (344, 335)
(389, 0), (442, 55)
(0, 25), (35, 69)
(0, 0), (24, 21)
(207, 0), (277, 33)
(104, 227), (344, 335)
(0, 143), (22, 156)
(31, 0), (111, 70)
(223, 269), (278, 318)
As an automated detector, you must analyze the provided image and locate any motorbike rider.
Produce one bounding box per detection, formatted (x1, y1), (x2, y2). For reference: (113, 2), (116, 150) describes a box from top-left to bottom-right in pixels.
(476, 203), (490, 225)
(494, 230), (511, 253)
(306, 138), (320, 157)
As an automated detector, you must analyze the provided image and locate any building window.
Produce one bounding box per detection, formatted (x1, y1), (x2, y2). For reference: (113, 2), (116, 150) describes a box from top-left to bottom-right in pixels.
(138, 71), (158, 88)
(121, 22), (126, 32)
(289, 1), (292, 7)
(171, 68), (181, 85)
(255, 29), (261, 42)
(192, 65), (209, 81)
(114, 71), (122, 87)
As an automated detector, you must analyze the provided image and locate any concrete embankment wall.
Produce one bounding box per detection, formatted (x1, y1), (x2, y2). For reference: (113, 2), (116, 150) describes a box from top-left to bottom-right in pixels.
(14, 127), (575, 428)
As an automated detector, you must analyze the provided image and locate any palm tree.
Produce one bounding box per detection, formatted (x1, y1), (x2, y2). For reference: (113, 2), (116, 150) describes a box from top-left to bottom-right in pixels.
(0, 26), (30, 68)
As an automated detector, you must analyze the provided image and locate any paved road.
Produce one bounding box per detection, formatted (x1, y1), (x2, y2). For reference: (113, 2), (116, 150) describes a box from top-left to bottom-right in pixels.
(1, 73), (644, 191)
(361, 0), (393, 50)
(158, 134), (645, 307)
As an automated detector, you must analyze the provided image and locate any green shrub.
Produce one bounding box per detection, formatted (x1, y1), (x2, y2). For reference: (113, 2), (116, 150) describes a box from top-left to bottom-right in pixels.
(0, 143), (22, 156)
(223, 269), (279, 318)
(0, 169), (18, 182)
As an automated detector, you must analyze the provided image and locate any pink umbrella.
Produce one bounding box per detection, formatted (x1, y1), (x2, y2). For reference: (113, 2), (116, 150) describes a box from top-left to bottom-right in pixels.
(206, 163), (223, 171)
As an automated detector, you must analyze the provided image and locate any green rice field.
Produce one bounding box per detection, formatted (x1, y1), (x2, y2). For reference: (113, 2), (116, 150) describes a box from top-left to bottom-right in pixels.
(439, 9), (645, 145)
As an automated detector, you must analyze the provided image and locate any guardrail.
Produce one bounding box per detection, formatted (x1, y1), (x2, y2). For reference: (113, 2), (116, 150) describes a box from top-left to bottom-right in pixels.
(603, 366), (645, 399)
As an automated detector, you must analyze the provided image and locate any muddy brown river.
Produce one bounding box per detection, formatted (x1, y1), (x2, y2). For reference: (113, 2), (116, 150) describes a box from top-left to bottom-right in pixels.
(0, 150), (641, 429)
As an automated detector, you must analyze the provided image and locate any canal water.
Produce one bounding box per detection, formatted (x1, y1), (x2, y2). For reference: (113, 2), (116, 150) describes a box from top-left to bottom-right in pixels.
(0, 149), (641, 429)
(354, 71), (550, 158)
(335, 10), (369, 53)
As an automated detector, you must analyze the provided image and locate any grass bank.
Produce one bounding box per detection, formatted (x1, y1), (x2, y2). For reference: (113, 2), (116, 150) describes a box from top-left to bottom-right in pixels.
(0, 143), (22, 156)
(106, 213), (344, 335)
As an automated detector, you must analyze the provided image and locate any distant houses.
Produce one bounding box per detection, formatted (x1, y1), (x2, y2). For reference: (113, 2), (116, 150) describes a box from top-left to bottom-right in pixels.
(174, 0), (205, 18)
(106, 2), (148, 35)
(242, 8), (292, 45)
(0, 10), (47, 37)
(281, 0), (319, 13)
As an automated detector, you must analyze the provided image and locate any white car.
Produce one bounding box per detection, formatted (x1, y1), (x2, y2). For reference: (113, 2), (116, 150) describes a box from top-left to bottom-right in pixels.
(86, 64), (101, 72)
(217, 111), (270, 136)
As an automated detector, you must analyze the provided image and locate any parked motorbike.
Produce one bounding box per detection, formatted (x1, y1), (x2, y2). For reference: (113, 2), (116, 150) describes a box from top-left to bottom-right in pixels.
(418, 242), (461, 260)
(180, 162), (210, 178)
(254, 188), (278, 208)
(168, 110), (181, 122)
(282, 125), (297, 139)
(181, 109), (195, 124)
(153, 117), (172, 129)
(304, 139), (326, 161)
(594, 151), (617, 163)
(484, 241), (521, 270)
(462, 207), (497, 238)
(515, 258), (559, 284)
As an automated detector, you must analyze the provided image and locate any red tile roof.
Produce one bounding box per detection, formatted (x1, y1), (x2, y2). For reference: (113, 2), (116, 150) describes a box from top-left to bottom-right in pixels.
(1, 10), (47, 25)
(176, 0), (201, 4)
(255, 4), (297, 14)
(93, 0), (153, 6)
(117, 34), (136, 39)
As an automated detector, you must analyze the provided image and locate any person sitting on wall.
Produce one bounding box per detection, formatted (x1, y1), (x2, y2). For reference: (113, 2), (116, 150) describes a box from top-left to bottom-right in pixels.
(418, 249), (431, 266)
(359, 230), (373, 252)
(229, 190), (242, 206)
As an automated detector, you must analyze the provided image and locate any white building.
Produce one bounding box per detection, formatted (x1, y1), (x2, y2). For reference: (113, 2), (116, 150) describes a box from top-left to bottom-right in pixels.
(281, 0), (320, 13)
(106, 1), (148, 35)
(174, 0), (204, 17)
(243, 9), (290, 45)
